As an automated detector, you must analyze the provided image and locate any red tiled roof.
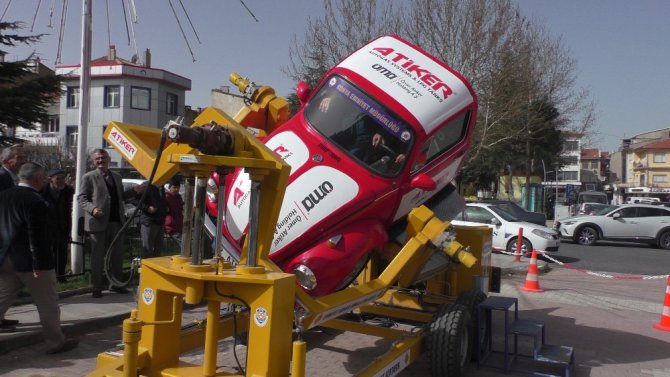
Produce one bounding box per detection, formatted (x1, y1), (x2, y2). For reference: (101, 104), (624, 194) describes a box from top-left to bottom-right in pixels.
(635, 139), (670, 150)
(581, 148), (600, 159)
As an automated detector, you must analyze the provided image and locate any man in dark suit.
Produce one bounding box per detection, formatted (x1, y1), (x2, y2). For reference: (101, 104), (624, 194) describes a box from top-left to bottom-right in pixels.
(0, 144), (25, 331)
(139, 183), (168, 258)
(0, 162), (78, 353)
(0, 144), (26, 191)
(77, 149), (143, 298)
(42, 168), (75, 282)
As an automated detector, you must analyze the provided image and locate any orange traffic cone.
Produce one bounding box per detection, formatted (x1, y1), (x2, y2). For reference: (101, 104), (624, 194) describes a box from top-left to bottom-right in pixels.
(520, 249), (544, 293)
(653, 275), (670, 332)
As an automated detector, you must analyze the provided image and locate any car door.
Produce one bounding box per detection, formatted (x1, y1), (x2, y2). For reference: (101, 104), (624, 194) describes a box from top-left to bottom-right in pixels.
(635, 207), (670, 238)
(461, 206), (508, 250)
(602, 207), (639, 239)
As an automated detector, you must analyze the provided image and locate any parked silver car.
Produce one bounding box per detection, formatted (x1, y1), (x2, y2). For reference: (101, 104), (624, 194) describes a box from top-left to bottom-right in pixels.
(555, 204), (670, 249)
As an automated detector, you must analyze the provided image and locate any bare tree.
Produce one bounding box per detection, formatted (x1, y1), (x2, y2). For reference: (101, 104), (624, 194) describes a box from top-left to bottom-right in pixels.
(285, 0), (596, 191)
(284, 0), (403, 86)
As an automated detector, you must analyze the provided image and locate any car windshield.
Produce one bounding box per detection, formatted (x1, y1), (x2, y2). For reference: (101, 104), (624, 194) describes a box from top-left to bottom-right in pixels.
(303, 75), (413, 176)
(595, 205), (619, 215)
(494, 202), (523, 216)
(488, 205), (520, 221)
(579, 193), (608, 204)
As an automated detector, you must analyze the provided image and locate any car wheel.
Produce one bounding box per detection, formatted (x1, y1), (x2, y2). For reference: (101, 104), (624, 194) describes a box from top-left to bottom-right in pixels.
(576, 226), (598, 246)
(658, 230), (670, 250)
(506, 237), (532, 257)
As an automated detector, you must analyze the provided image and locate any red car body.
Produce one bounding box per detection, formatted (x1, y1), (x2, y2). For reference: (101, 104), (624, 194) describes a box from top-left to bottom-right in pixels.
(207, 35), (478, 296)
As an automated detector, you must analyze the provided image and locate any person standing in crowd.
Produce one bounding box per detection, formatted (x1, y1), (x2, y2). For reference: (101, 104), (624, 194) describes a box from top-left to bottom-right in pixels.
(139, 182), (167, 258)
(164, 177), (184, 248)
(0, 162), (79, 353)
(0, 145), (26, 191)
(0, 144), (26, 331)
(41, 169), (75, 283)
(77, 149), (144, 298)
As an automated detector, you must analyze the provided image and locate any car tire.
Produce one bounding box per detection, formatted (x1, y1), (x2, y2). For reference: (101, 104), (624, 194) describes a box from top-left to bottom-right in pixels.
(657, 230), (670, 250)
(506, 237), (532, 257)
(576, 226), (598, 246)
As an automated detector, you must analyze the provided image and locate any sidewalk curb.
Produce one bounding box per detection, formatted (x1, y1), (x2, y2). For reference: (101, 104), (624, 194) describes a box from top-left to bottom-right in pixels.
(0, 310), (129, 354)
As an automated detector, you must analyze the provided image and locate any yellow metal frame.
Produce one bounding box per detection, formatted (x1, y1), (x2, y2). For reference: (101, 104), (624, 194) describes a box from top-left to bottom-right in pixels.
(89, 73), (493, 377)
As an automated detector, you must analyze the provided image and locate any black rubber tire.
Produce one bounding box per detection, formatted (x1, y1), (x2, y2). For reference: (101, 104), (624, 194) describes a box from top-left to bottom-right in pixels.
(428, 303), (472, 377)
(456, 289), (489, 361)
(576, 226), (598, 246)
(506, 237), (532, 257)
(658, 230), (670, 250)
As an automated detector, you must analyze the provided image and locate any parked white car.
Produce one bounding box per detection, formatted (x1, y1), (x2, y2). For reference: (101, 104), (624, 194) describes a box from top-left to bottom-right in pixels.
(451, 203), (560, 256)
(555, 204), (670, 248)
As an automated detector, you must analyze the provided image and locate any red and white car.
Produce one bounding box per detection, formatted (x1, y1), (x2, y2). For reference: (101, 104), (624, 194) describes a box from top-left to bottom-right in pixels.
(207, 35), (478, 296)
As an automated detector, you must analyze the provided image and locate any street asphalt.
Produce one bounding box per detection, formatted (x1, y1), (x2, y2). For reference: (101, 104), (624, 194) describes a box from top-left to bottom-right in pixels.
(1, 254), (669, 377)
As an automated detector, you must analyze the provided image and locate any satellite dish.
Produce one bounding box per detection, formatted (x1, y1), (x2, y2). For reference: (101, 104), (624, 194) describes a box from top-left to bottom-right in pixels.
(131, 54), (139, 63)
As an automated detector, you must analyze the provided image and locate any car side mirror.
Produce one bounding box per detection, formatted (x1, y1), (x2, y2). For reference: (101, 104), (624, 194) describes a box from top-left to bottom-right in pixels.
(491, 218), (501, 226)
(612, 212), (621, 219)
(410, 173), (437, 191)
(296, 81), (311, 108)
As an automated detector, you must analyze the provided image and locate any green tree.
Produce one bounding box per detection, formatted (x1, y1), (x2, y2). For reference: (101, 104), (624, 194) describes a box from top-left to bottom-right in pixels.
(0, 21), (62, 145)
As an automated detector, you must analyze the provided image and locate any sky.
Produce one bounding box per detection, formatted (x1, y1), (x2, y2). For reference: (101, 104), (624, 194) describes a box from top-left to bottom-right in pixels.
(3, 0), (669, 153)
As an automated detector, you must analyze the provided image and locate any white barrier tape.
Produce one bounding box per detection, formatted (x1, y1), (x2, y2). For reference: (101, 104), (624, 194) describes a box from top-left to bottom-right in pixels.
(499, 249), (669, 280)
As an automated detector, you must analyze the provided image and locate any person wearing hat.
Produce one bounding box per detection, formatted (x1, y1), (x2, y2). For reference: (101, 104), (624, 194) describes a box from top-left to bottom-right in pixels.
(41, 168), (74, 282)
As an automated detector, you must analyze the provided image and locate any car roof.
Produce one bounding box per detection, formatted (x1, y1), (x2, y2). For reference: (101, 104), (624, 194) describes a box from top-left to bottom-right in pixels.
(617, 203), (667, 208)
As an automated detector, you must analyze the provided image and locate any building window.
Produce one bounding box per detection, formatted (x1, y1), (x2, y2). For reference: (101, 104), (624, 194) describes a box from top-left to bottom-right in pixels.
(654, 152), (666, 163)
(66, 86), (80, 108)
(653, 175), (667, 183)
(563, 140), (579, 152)
(42, 116), (59, 133)
(102, 125), (111, 149)
(561, 156), (579, 165)
(104, 85), (120, 107)
(166, 92), (178, 115)
(66, 126), (77, 149)
(131, 86), (151, 110)
(558, 171), (578, 181)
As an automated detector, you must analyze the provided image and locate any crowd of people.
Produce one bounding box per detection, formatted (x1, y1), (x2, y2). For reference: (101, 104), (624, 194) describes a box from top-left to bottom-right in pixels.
(0, 144), (186, 354)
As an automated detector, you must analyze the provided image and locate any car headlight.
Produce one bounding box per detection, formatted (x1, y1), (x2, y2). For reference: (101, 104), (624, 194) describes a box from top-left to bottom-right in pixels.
(206, 177), (218, 203)
(293, 264), (317, 290)
(561, 221), (576, 226)
(532, 229), (555, 240)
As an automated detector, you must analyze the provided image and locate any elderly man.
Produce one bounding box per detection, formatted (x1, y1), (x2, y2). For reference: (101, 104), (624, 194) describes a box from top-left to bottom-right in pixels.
(78, 149), (143, 298)
(0, 162), (78, 353)
(0, 145), (26, 191)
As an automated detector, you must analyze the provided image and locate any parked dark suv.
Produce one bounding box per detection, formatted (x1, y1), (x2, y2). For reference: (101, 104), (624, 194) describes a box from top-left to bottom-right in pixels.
(471, 199), (547, 226)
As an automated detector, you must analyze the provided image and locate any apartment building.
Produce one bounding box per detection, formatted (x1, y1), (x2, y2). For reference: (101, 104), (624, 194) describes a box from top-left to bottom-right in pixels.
(55, 46), (191, 168)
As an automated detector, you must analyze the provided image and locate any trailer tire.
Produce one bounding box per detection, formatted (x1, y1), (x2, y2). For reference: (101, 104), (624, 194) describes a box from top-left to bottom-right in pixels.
(457, 289), (488, 361)
(428, 303), (472, 377)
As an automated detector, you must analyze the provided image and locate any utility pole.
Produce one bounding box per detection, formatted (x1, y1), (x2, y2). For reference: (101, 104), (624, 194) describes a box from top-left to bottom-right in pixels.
(70, 0), (92, 274)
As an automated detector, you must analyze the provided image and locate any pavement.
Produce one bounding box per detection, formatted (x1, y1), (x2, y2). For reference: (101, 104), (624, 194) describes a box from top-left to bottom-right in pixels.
(2, 254), (670, 377)
(0, 253), (545, 354)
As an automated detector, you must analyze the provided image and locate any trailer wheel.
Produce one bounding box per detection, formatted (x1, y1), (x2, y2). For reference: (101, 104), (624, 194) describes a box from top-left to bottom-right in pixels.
(428, 303), (472, 377)
(457, 289), (488, 361)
